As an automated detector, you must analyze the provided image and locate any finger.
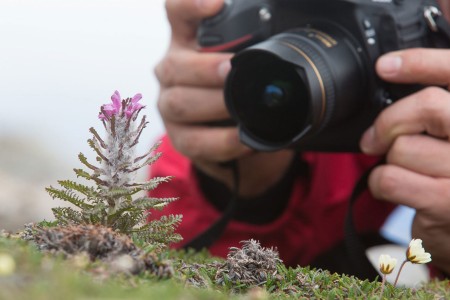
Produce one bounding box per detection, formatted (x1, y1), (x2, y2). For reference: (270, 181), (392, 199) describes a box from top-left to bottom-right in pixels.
(165, 123), (252, 162)
(158, 86), (229, 123)
(154, 50), (232, 87)
(368, 164), (450, 211)
(439, 0), (450, 21)
(165, 0), (224, 44)
(386, 134), (450, 178)
(376, 48), (450, 87)
(360, 87), (450, 154)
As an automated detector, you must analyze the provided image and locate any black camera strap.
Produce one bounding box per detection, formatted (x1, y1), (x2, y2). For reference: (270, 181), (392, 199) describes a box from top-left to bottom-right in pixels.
(344, 159), (386, 280)
(435, 15), (450, 40)
(181, 160), (239, 251)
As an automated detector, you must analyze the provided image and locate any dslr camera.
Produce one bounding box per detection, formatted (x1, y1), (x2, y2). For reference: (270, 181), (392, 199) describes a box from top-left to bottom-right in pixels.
(198, 0), (450, 151)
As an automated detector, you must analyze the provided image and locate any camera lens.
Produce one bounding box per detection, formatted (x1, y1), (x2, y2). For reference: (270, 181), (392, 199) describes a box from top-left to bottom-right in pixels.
(225, 26), (366, 151)
(226, 51), (309, 147)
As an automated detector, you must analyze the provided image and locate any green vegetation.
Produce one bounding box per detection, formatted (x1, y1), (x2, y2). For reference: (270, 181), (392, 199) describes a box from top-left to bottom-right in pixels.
(1, 234), (449, 300)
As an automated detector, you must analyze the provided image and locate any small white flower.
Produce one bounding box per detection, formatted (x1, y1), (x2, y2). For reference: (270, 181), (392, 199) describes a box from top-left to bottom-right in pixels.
(378, 254), (397, 275)
(406, 239), (432, 264)
(0, 253), (16, 276)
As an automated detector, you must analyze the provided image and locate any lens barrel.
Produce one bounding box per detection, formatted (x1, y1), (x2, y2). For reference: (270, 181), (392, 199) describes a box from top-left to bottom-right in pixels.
(225, 26), (367, 151)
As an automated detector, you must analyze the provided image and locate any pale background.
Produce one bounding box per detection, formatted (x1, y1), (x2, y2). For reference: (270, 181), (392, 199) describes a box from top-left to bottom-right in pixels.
(0, 0), (412, 248)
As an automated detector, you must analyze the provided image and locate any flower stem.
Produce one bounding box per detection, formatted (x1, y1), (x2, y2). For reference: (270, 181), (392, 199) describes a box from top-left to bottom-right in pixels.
(393, 260), (408, 287)
(379, 274), (386, 299)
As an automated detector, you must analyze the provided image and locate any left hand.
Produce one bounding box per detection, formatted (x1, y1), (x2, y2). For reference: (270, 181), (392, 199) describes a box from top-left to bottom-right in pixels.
(360, 48), (450, 274)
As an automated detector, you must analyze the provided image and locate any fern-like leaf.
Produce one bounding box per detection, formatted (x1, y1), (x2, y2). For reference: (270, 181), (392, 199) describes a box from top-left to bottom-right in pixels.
(78, 152), (100, 172)
(127, 152), (162, 173)
(89, 127), (106, 149)
(102, 187), (133, 199)
(107, 204), (137, 226)
(127, 176), (173, 194)
(46, 186), (93, 210)
(133, 141), (161, 164)
(132, 196), (178, 210)
(133, 214), (183, 246)
(52, 207), (84, 225)
(73, 168), (107, 186)
(113, 212), (143, 234)
(57, 180), (100, 200)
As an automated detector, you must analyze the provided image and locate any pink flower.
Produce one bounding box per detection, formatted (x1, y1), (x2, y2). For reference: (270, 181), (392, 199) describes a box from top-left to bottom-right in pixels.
(99, 91), (122, 120)
(125, 93), (144, 118)
(99, 91), (144, 120)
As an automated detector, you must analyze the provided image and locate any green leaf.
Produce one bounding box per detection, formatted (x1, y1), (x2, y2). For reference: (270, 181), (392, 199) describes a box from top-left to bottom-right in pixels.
(73, 168), (91, 180)
(102, 187), (133, 199)
(128, 152), (162, 173)
(57, 180), (100, 200)
(132, 196), (178, 210)
(128, 176), (173, 194)
(46, 186), (93, 210)
(106, 204), (139, 227)
(78, 152), (99, 172)
(88, 138), (108, 162)
(112, 212), (143, 233)
(51, 207), (84, 225)
(89, 126), (106, 149)
(73, 168), (107, 186)
(133, 141), (161, 164)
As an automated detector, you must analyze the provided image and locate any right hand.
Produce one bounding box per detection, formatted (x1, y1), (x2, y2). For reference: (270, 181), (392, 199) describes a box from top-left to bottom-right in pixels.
(155, 0), (294, 197)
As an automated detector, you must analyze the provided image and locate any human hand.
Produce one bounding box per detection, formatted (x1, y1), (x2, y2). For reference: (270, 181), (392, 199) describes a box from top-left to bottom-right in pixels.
(360, 48), (450, 274)
(155, 0), (294, 196)
(155, 0), (246, 162)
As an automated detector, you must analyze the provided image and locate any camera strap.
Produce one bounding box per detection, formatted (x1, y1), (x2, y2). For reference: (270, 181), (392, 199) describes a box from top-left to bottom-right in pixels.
(344, 158), (386, 280)
(435, 16), (450, 40)
(181, 159), (239, 251)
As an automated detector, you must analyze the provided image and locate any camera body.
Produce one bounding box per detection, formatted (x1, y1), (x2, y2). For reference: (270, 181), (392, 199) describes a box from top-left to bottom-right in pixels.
(198, 0), (450, 152)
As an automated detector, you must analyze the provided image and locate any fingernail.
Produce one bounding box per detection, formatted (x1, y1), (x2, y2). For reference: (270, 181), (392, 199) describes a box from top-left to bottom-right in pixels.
(378, 55), (402, 76)
(218, 60), (231, 80)
(360, 126), (375, 154)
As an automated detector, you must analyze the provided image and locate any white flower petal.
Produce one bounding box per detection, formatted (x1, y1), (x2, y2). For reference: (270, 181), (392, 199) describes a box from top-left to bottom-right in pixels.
(407, 239), (432, 264)
(378, 254), (397, 274)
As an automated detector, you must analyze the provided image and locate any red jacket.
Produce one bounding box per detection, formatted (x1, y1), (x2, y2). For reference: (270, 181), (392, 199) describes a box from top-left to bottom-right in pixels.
(148, 135), (395, 268)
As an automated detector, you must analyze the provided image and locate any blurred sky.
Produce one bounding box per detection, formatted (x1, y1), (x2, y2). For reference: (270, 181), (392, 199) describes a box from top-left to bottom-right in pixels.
(0, 0), (169, 168)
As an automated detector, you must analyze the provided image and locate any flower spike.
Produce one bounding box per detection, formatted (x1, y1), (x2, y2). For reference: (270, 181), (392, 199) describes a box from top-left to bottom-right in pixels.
(99, 91), (145, 120)
(47, 91), (182, 250)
